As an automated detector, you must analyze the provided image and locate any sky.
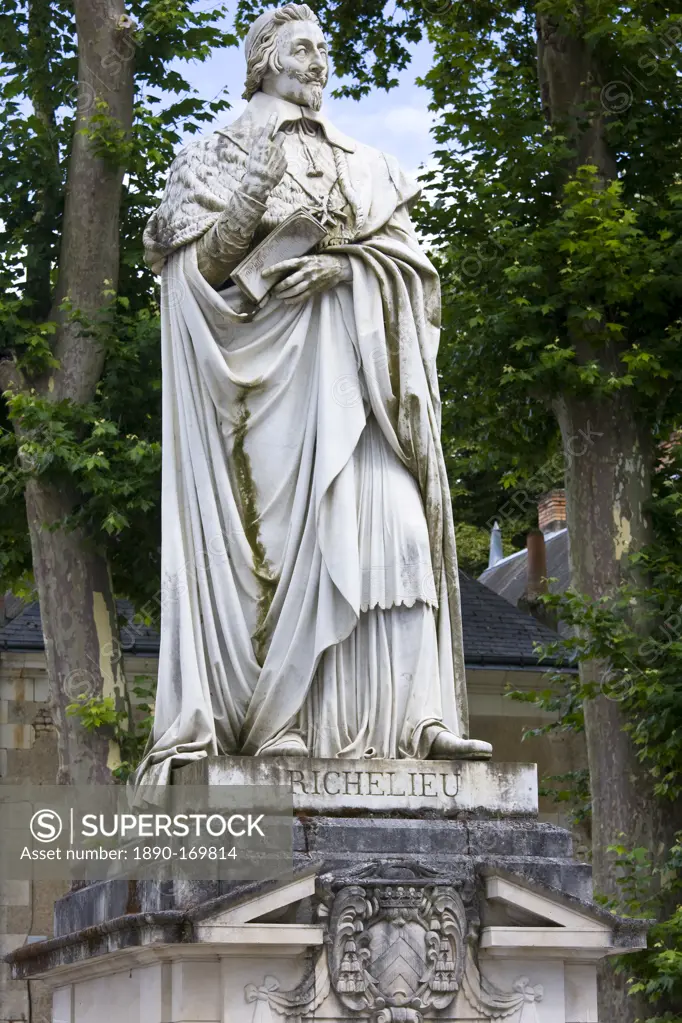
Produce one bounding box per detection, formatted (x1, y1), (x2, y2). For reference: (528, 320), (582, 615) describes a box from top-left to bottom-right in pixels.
(173, 5), (437, 179)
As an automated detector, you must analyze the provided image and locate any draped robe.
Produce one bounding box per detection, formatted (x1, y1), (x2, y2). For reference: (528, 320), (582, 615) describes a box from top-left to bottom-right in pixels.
(134, 95), (470, 788)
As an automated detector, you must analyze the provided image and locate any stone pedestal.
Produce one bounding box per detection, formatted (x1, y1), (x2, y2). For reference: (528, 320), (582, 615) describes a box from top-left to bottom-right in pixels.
(4, 758), (646, 1023)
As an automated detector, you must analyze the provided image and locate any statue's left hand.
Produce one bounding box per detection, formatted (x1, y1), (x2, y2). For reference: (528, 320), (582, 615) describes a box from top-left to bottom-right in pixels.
(263, 254), (352, 304)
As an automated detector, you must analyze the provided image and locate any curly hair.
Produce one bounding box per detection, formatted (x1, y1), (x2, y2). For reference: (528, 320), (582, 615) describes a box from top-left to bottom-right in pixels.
(243, 4), (321, 100)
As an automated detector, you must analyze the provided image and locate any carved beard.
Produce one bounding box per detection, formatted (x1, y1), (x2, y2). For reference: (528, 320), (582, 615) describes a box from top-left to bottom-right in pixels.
(284, 69), (326, 111)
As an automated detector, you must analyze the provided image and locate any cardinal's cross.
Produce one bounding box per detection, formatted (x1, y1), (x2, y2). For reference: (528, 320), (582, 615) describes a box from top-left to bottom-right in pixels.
(311, 191), (348, 230)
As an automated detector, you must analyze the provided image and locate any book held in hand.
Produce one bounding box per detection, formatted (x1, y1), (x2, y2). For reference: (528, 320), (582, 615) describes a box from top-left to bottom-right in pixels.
(231, 210), (328, 304)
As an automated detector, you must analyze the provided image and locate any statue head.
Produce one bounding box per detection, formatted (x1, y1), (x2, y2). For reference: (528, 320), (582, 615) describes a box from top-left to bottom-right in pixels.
(243, 4), (328, 112)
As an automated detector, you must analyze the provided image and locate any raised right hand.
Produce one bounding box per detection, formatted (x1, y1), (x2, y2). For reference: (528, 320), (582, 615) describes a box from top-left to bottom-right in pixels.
(241, 114), (287, 203)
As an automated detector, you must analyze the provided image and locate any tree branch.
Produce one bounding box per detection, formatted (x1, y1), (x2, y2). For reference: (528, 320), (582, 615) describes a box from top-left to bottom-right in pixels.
(51, 0), (135, 404)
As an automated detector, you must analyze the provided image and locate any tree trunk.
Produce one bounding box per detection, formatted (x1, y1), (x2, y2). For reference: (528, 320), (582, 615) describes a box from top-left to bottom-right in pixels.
(18, 1), (135, 785)
(536, 13), (617, 181)
(554, 392), (681, 1022)
(25, 480), (125, 784)
(554, 391), (655, 859)
(536, 15), (676, 1020)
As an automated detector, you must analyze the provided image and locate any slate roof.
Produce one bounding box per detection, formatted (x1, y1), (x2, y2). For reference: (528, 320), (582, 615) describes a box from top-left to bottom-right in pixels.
(0, 599), (160, 656)
(0, 575), (567, 669)
(478, 528), (570, 608)
(458, 570), (566, 667)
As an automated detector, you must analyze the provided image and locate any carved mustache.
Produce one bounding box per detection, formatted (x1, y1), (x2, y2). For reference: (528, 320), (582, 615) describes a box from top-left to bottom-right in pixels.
(289, 69), (327, 87)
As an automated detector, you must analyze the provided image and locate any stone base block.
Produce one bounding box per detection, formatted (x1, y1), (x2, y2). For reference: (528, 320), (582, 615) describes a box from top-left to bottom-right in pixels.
(4, 762), (646, 1023)
(50, 813), (590, 939)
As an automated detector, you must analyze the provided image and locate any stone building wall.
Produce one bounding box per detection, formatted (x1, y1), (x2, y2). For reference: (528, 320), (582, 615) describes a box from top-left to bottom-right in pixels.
(0, 653), (64, 1023)
(0, 653), (157, 1023)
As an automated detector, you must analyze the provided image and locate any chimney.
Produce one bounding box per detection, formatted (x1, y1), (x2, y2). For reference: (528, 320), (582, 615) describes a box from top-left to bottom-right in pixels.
(487, 521), (503, 569)
(518, 528), (553, 625)
(526, 529), (548, 601)
(538, 488), (567, 534)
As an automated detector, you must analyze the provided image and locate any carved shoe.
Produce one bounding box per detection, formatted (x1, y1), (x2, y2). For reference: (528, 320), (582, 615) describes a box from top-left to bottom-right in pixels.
(258, 733), (309, 757)
(427, 729), (493, 761)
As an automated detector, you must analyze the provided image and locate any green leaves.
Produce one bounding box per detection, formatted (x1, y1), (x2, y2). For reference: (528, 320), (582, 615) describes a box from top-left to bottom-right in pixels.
(604, 837), (682, 1015)
(435, 160), (682, 412)
(66, 673), (157, 783)
(67, 694), (120, 731)
(79, 99), (135, 168)
(0, 2), (236, 601)
(5, 382), (161, 537)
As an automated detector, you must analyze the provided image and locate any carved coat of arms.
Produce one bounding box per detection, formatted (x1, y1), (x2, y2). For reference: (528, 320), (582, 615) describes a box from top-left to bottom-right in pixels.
(240, 864), (544, 1023)
(328, 880), (468, 1023)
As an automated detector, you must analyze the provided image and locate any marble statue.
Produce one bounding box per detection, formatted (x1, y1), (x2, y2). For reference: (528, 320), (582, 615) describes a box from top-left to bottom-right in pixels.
(136, 3), (492, 788)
